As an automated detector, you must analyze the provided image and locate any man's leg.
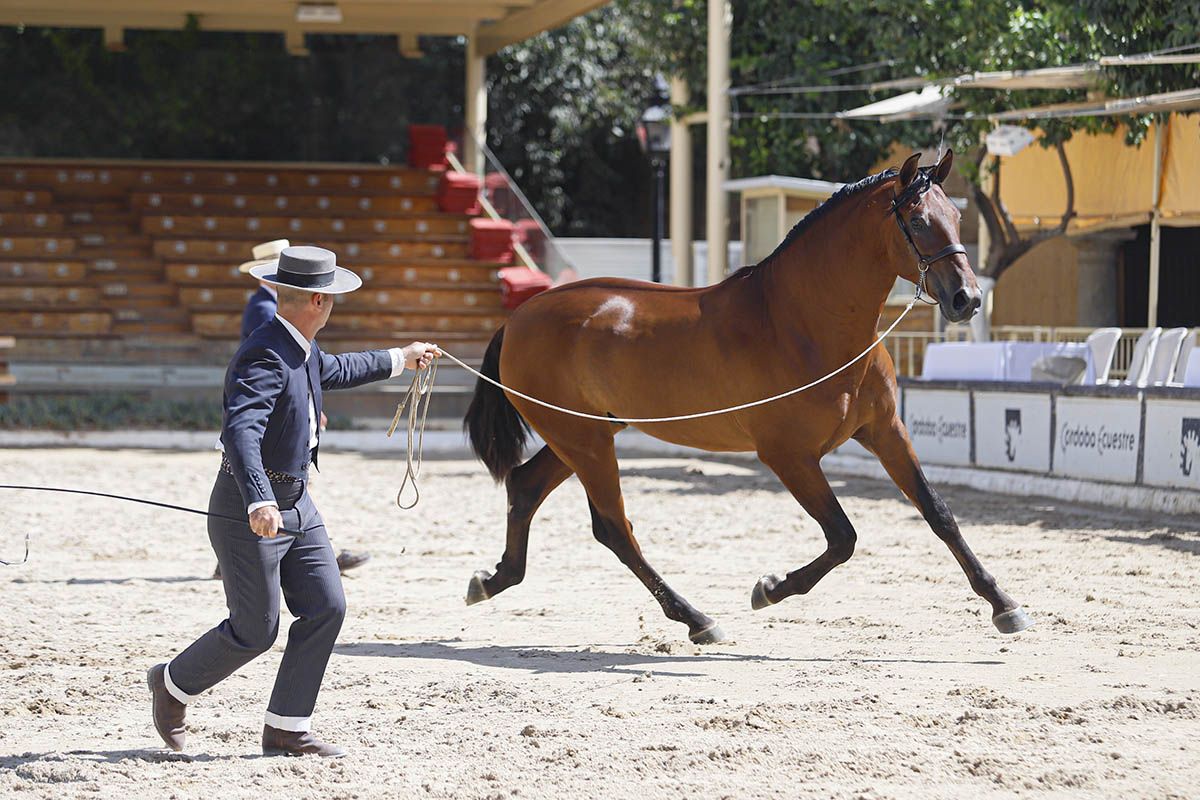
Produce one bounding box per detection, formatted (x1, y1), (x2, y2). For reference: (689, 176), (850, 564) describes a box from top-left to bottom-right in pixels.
(151, 474), (289, 749)
(262, 499), (347, 757)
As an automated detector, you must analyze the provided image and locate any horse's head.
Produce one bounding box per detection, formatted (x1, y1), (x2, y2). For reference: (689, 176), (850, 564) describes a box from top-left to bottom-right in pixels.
(890, 150), (980, 323)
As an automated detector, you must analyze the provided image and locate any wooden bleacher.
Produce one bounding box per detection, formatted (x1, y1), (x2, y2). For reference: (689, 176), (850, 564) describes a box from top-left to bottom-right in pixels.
(0, 157), (506, 374)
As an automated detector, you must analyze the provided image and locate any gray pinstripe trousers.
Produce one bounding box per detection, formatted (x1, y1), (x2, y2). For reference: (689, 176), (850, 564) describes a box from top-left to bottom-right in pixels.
(166, 470), (345, 728)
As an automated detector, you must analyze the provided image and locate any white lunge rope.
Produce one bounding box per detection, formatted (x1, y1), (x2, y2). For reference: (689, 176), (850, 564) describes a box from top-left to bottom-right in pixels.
(439, 296), (916, 425)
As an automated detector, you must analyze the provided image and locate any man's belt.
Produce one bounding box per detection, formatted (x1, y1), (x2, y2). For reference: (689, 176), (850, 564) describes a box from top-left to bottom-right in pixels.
(220, 454), (304, 484)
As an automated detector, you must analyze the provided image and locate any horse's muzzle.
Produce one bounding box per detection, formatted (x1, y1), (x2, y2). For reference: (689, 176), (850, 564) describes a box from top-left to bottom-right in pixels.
(944, 286), (981, 323)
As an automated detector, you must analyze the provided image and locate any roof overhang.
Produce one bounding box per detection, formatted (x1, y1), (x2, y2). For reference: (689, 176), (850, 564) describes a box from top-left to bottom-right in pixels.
(0, 0), (608, 54)
(947, 64), (1101, 91)
(725, 174), (967, 210)
(840, 85), (951, 122)
(989, 87), (1200, 121)
(723, 175), (846, 199)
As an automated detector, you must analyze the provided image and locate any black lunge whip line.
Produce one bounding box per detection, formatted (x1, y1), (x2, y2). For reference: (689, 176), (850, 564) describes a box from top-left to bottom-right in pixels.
(0, 484), (308, 565)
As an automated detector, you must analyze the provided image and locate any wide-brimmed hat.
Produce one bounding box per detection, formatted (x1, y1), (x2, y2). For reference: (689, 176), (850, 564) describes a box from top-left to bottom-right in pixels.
(249, 245), (363, 294)
(237, 239), (291, 274)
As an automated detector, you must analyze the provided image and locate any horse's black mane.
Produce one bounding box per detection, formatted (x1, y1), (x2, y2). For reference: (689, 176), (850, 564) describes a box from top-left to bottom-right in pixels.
(732, 167), (901, 278)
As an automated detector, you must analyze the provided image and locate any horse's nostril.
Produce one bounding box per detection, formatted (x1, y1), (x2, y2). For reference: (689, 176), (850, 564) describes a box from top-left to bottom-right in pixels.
(952, 289), (971, 312)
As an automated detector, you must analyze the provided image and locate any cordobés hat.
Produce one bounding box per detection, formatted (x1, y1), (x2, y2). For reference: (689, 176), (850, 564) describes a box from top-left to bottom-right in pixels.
(237, 239), (291, 274)
(248, 245), (363, 294)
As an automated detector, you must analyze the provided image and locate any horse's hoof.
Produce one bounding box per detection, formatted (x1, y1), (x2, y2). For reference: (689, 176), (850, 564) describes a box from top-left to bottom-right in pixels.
(992, 607), (1033, 634)
(465, 571), (493, 606)
(750, 575), (779, 610)
(689, 623), (726, 645)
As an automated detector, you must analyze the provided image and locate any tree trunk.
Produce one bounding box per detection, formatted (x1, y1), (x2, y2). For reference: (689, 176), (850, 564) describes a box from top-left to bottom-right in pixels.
(970, 142), (1076, 282)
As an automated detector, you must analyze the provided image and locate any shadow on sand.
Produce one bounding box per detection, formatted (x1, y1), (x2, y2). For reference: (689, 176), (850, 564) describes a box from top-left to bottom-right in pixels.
(335, 639), (1002, 676)
(0, 748), (246, 768)
(11, 576), (210, 586)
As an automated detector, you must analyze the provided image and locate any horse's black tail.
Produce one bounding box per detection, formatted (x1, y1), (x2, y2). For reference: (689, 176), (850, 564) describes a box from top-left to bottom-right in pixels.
(465, 326), (531, 483)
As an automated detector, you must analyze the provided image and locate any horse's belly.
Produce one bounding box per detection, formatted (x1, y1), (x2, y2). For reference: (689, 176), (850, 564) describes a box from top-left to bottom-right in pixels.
(626, 419), (757, 453)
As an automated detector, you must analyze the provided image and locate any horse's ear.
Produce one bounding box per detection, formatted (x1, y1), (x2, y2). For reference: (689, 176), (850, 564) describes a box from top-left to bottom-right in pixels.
(933, 148), (954, 184)
(898, 152), (922, 188)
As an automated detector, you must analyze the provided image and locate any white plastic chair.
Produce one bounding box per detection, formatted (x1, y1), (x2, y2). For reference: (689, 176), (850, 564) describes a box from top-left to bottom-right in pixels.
(1169, 329), (1195, 385)
(1118, 327), (1161, 387)
(1086, 327), (1121, 384)
(1146, 327), (1188, 386)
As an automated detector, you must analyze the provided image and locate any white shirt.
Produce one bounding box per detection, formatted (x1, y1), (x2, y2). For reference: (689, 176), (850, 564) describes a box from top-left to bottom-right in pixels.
(246, 314), (407, 515)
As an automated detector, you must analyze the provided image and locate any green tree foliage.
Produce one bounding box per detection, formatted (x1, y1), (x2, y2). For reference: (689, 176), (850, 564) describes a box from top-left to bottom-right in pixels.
(0, 22), (464, 163)
(647, 0), (1198, 276)
(483, 4), (672, 235)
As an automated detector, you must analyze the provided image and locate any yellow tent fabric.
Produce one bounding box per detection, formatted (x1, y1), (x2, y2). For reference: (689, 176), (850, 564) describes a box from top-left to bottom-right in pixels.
(998, 114), (1200, 234)
(1161, 113), (1200, 227)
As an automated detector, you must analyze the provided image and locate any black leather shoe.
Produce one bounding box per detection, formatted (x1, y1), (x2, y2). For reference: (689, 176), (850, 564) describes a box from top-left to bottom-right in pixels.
(336, 550), (371, 574)
(262, 724), (346, 758)
(147, 664), (187, 752)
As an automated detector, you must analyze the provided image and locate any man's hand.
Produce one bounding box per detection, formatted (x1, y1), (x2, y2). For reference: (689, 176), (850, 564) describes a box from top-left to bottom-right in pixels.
(402, 341), (443, 371)
(249, 505), (283, 538)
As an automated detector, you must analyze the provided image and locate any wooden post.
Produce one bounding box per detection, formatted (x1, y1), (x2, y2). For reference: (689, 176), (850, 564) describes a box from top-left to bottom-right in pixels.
(669, 75), (694, 286)
(1147, 115), (1169, 328)
(705, 0), (731, 283)
(464, 32), (488, 176)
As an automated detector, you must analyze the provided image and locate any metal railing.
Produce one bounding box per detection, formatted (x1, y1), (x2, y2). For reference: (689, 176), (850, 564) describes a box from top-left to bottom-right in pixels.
(447, 135), (579, 280)
(884, 329), (971, 377)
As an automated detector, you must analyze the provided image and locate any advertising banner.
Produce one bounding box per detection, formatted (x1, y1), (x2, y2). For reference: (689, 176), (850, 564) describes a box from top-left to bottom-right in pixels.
(1053, 397), (1140, 482)
(974, 392), (1052, 472)
(904, 389), (971, 466)
(1143, 399), (1200, 490)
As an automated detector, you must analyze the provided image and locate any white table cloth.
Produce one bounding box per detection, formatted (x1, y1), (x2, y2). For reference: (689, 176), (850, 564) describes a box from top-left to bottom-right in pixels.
(921, 341), (1094, 383)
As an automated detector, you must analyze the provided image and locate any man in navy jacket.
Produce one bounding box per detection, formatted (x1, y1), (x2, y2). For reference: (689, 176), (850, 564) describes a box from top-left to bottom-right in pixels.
(223, 239), (370, 577)
(238, 239), (287, 340)
(148, 245), (439, 758)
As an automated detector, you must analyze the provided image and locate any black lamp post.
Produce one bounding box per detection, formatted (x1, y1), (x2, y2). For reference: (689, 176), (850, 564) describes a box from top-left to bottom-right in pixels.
(637, 103), (671, 283)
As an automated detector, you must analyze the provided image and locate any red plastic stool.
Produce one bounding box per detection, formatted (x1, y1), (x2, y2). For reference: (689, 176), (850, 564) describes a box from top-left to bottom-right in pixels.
(408, 125), (448, 170)
(498, 266), (552, 310)
(470, 218), (516, 263)
(437, 172), (481, 215)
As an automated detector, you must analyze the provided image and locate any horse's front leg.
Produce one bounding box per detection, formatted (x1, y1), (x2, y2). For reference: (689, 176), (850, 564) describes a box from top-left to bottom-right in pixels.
(750, 452), (859, 609)
(856, 414), (1032, 634)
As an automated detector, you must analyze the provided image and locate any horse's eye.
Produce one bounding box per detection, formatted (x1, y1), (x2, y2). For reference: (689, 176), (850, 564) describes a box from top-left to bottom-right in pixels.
(909, 216), (925, 230)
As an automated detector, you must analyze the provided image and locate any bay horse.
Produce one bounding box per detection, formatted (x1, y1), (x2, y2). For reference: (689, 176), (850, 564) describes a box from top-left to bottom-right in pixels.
(463, 150), (1031, 643)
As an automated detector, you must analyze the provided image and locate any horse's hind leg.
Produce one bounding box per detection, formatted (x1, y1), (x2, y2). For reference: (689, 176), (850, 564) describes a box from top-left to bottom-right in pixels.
(561, 432), (724, 644)
(750, 453), (859, 609)
(466, 445), (573, 605)
(858, 414), (1031, 634)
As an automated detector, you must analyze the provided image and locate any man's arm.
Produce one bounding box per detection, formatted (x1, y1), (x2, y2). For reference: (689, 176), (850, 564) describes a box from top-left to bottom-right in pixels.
(316, 342), (440, 390)
(316, 347), (391, 391)
(223, 348), (284, 512)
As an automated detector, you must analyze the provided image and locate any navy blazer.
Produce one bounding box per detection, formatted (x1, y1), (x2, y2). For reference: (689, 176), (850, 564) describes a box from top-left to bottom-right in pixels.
(240, 286), (277, 341)
(221, 317), (392, 508)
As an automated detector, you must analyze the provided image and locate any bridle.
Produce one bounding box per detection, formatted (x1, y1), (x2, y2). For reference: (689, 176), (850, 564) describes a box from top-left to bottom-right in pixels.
(890, 168), (967, 303)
